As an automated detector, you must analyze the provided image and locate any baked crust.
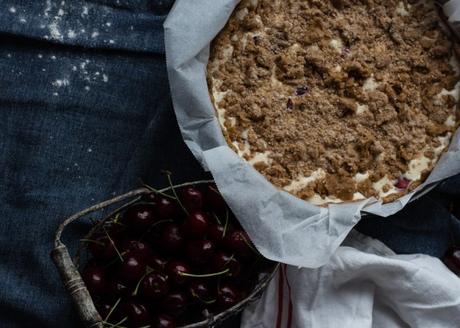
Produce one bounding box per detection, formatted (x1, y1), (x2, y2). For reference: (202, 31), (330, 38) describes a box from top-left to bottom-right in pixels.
(207, 0), (460, 205)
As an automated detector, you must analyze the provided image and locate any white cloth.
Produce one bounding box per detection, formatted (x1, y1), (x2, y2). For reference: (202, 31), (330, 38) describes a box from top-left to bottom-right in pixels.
(242, 232), (460, 328)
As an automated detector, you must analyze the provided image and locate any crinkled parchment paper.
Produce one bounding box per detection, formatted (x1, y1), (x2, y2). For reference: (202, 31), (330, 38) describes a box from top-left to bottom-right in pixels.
(165, 0), (460, 268)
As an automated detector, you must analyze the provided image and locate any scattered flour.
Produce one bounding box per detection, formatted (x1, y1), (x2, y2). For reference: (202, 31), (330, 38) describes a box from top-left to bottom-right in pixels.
(52, 79), (70, 88)
(67, 30), (76, 38)
(91, 31), (100, 38)
(9, 7), (16, 13)
(81, 6), (89, 17)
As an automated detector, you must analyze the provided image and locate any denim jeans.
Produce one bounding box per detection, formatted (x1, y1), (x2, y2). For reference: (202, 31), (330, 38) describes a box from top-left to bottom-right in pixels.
(0, 1), (459, 327)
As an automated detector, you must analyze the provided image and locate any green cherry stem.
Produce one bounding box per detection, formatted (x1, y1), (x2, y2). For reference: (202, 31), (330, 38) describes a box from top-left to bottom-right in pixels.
(102, 227), (124, 263)
(223, 209), (229, 238)
(139, 178), (176, 200)
(212, 212), (222, 226)
(163, 170), (189, 215)
(104, 298), (122, 322)
(179, 268), (230, 278)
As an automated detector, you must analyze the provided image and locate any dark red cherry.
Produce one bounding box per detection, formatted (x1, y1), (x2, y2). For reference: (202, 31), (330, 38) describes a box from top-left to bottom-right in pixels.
(120, 299), (151, 326)
(88, 235), (118, 260)
(121, 239), (152, 258)
(140, 273), (169, 301)
(124, 203), (156, 231)
(159, 224), (184, 253)
(216, 284), (242, 310)
(82, 266), (106, 295)
(225, 230), (254, 258)
(189, 281), (213, 301)
(106, 279), (131, 299)
(166, 261), (190, 285)
(152, 314), (176, 328)
(156, 197), (177, 219)
(207, 224), (226, 245)
(147, 253), (168, 271)
(443, 246), (460, 275)
(183, 211), (209, 239)
(162, 292), (188, 316)
(119, 253), (146, 285)
(213, 252), (241, 277)
(186, 240), (215, 264)
(180, 186), (203, 212)
(205, 184), (227, 213)
(395, 177), (411, 190)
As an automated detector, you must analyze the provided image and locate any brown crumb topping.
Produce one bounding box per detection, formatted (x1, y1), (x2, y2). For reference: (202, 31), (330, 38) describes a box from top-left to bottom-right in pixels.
(208, 0), (459, 204)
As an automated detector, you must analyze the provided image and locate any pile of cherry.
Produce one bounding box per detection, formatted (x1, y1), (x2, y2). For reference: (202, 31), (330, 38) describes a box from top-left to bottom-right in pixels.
(81, 182), (272, 328)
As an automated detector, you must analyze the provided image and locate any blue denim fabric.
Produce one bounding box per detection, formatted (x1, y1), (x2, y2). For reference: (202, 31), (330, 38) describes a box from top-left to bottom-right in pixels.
(0, 1), (458, 327)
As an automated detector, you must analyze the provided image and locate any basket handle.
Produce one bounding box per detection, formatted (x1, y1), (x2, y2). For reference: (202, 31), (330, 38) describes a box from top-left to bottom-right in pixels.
(51, 188), (149, 328)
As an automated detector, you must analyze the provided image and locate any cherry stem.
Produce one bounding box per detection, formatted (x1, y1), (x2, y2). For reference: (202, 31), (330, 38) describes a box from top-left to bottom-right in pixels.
(103, 227), (124, 263)
(103, 316), (128, 328)
(223, 209), (229, 238)
(191, 290), (217, 304)
(139, 219), (174, 242)
(112, 213), (121, 224)
(104, 298), (122, 322)
(132, 271), (149, 296)
(80, 239), (105, 246)
(212, 213), (222, 226)
(139, 178), (176, 200)
(179, 268), (230, 278)
(163, 171), (189, 215)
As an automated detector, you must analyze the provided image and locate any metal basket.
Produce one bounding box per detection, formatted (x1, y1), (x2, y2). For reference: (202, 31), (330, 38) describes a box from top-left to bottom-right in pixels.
(51, 181), (279, 328)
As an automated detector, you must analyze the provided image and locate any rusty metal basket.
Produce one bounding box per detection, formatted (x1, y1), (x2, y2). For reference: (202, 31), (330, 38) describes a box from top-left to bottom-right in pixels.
(51, 180), (279, 328)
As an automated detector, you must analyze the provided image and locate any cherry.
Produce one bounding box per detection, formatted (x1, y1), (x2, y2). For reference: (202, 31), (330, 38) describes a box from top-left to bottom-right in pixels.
(152, 314), (176, 328)
(156, 197), (177, 219)
(162, 292), (188, 316)
(189, 281), (213, 301)
(120, 298), (151, 326)
(395, 177), (411, 190)
(119, 253), (146, 285)
(225, 230), (254, 258)
(121, 239), (152, 258)
(213, 252), (241, 277)
(166, 261), (191, 285)
(205, 184), (227, 213)
(140, 273), (169, 301)
(207, 224), (226, 245)
(147, 253), (168, 271)
(183, 211), (209, 239)
(82, 266), (106, 295)
(180, 186), (203, 212)
(443, 246), (460, 275)
(88, 235), (118, 260)
(216, 284), (242, 310)
(106, 279), (131, 299)
(124, 203), (156, 231)
(186, 240), (215, 265)
(159, 224), (184, 253)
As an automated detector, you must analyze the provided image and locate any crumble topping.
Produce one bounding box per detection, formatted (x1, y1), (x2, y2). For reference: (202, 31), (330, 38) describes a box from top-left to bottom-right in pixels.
(207, 0), (460, 204)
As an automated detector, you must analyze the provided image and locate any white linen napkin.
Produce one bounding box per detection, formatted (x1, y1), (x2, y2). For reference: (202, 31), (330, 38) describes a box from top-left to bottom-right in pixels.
(241, 231), (460, 328)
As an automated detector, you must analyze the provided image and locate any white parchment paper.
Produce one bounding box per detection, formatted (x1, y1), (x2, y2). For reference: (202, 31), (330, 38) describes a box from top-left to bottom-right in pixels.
(164, 0), (460, 268)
